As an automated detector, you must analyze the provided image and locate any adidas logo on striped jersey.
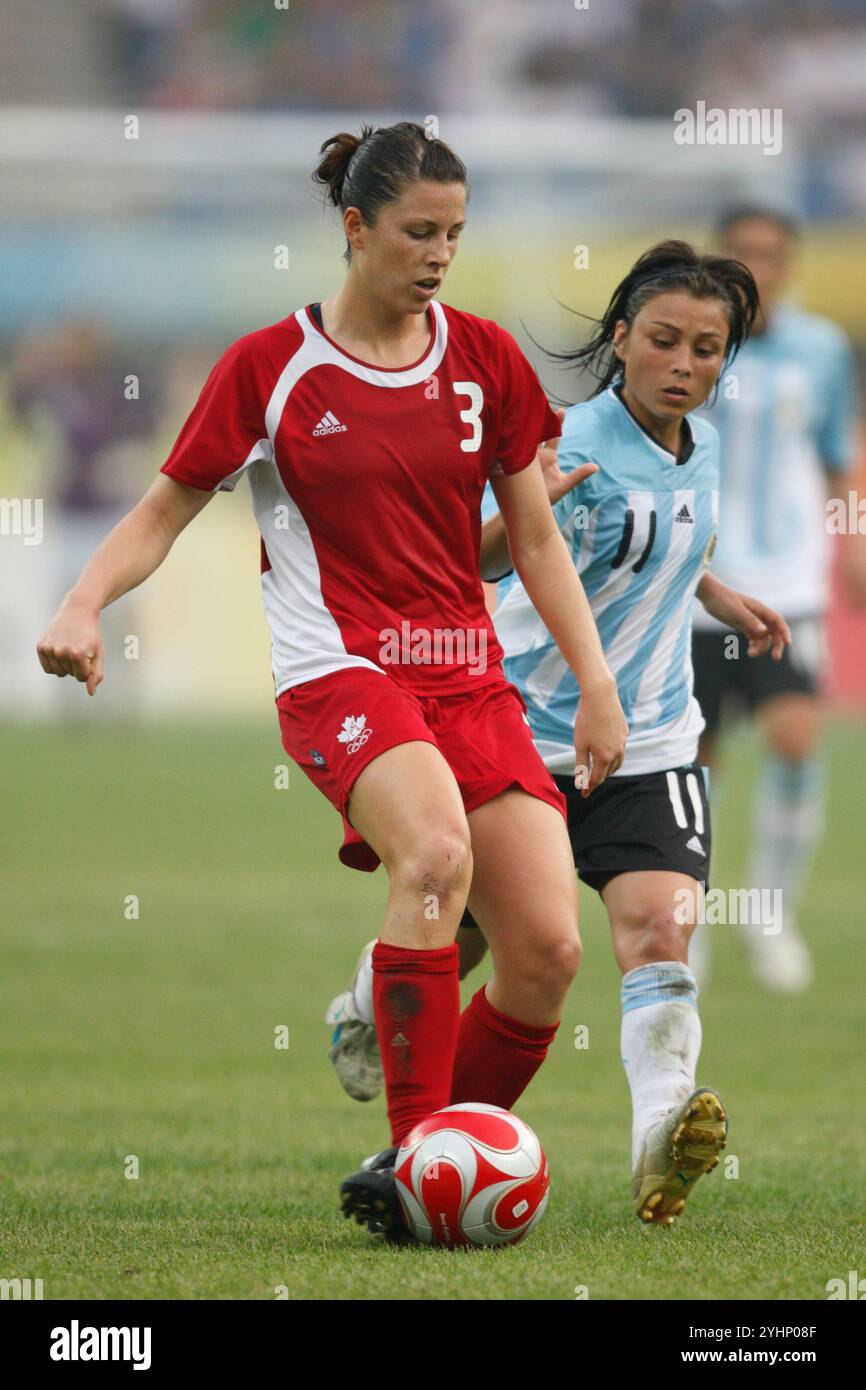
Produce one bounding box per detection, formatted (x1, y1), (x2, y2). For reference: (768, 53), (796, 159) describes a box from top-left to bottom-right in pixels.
(312, 411), (348, 436)
(674, 503), (693, 523)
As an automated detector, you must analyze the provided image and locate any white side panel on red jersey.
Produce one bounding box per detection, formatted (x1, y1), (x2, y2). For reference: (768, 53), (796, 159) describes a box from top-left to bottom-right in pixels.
(250, 456), (386, 695)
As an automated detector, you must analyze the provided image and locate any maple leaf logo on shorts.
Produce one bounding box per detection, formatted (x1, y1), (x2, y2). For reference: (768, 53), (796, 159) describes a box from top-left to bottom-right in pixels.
(337, 713), (373, 754)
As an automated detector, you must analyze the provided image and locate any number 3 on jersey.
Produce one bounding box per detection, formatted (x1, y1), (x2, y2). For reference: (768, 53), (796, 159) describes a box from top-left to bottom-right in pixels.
(453, 381), (484, 453)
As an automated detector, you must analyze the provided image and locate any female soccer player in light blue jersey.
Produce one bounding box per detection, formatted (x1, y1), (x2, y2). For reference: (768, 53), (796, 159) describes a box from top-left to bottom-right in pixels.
(328, 241), (790, 1228)
(692, 208), (866, 994)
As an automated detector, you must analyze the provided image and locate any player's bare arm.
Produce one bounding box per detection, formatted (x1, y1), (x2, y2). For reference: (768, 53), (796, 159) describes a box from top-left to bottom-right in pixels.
(696, 571), (791, 661)
(36, 475), (214, 695)
(490, 458), (627, 791)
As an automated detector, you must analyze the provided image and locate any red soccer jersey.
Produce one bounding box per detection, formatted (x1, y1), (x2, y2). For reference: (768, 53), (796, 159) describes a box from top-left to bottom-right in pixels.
(160, 300), (561, 697)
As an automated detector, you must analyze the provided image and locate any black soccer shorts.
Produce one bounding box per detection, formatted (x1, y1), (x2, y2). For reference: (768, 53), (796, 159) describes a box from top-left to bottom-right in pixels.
(459, 763), (711, 927)
(692, 615), (824, 736)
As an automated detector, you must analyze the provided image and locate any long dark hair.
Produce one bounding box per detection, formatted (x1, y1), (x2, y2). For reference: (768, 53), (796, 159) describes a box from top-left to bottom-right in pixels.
(551, 240), (759, 397)
(313, 121), (468, 261)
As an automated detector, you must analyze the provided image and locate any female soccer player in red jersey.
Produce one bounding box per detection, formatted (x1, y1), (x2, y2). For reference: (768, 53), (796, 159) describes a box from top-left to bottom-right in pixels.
(36, 121), (627, 1241)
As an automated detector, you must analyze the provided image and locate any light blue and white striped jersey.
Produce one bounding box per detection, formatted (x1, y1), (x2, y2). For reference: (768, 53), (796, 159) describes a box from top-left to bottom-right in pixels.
(484, 386), (719, 776)
(693, 306), (858, 627)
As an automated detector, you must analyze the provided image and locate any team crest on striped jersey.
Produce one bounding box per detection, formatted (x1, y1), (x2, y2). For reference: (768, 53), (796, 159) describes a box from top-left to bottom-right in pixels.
(313, 410), (348, 436)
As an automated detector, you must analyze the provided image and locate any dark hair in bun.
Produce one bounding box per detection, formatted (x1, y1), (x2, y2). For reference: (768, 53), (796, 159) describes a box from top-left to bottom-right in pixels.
(313, 121), (467, 260)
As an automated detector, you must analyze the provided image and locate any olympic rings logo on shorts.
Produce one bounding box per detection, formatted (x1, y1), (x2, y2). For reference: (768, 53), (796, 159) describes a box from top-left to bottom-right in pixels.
(336, 714), (373, 755)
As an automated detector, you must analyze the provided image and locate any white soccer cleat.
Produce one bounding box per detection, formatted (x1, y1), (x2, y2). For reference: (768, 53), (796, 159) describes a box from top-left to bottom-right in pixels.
(746, 926), (813, 995)
(325, 940), (383, 1102)
(632, 1087), (728, 1226)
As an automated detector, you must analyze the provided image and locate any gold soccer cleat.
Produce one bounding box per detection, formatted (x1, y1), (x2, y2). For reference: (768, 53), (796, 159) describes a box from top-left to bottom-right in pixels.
(632, 1088), (727, 1227)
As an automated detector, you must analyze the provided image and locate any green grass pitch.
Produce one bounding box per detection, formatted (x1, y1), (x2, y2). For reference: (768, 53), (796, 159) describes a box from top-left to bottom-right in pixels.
(2, 717), (864, 1300)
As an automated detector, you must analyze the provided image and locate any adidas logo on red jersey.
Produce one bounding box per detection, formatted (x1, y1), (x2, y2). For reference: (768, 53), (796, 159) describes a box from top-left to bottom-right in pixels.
(312, 411), (348, 436)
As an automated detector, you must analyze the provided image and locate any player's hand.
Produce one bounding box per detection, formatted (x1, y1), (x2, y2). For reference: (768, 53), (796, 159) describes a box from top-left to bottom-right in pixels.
(539, 408), (598, 506)
(573, 674), (628, 797)
(36, 598), (105, 696)
(701, 579), (791, 660)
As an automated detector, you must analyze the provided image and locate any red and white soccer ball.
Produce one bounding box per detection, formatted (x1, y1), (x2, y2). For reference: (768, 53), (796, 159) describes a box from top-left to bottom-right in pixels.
(394, 1102), (549, 1249)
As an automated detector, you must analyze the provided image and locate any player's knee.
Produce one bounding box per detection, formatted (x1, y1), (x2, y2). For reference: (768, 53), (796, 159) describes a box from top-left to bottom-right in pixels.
(625, 908), (690, 964)
(520, 926), (583, 995)
(767, 728), (816, 763)
(763, 698), (819, 762)
(392, 826), (473, 906)
(550, 930), (583, 985)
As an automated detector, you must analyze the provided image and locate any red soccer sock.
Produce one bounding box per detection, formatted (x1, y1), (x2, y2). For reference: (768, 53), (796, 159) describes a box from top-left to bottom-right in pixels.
(372, 940), (460, 1147)
(449, 985), (559, 1110)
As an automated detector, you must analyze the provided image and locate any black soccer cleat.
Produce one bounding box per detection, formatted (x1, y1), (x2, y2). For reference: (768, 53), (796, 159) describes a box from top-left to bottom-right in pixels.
(339, 1146), (416, 1245)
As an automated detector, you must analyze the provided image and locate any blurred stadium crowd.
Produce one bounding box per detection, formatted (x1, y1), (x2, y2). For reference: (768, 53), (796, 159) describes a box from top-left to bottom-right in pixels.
(1, 2), (865, 138)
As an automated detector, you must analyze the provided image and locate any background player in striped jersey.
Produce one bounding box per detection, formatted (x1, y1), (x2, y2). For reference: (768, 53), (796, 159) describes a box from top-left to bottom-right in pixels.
(36, 121), (628, 1244)
(691, 208), (866, 993)
(330, 242), (791, 1226)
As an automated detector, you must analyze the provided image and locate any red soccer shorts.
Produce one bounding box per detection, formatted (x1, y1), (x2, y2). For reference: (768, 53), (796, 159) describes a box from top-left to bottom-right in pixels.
(275, 666), (567, 871)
